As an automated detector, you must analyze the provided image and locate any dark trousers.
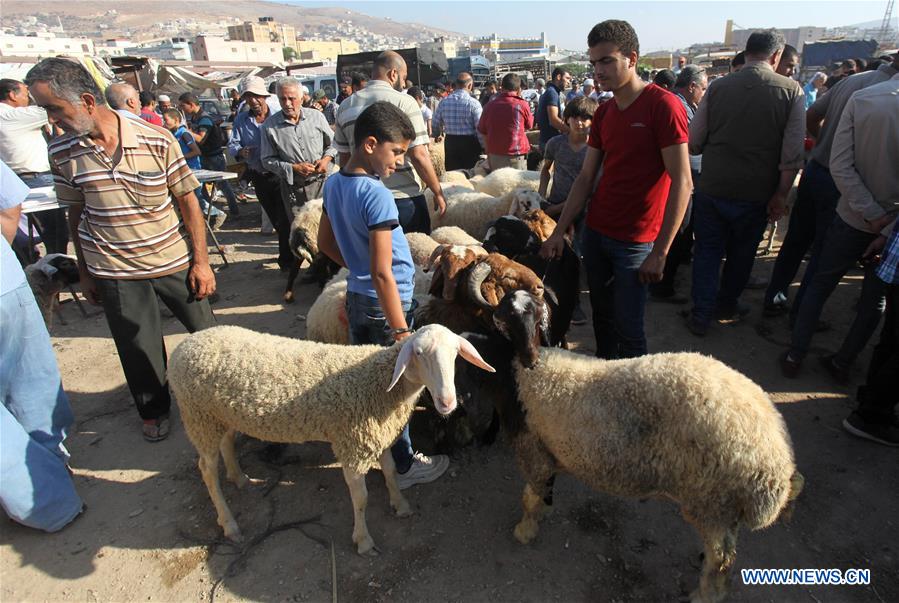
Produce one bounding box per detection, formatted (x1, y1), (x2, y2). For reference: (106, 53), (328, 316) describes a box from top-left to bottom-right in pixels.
(582, 227), (653, 359)
(281, 177), (325, 218)
(765, 160), (840, 308)
(651, 221), (693, 297)
(444, 134), (482, 171)
(690, 192), (769, 325)
(95, 269), (216, 421)
(246, 169), (292, 267)
(857, 284), (898, 421)
(789, 216), (885, 364)
(396, 195), (431, 235)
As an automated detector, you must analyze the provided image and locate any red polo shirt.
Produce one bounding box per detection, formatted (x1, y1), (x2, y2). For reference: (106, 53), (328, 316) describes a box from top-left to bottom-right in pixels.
(140, 107), (163, 127)
(586, 84), (688, 243)
(477, 91), (534, 156)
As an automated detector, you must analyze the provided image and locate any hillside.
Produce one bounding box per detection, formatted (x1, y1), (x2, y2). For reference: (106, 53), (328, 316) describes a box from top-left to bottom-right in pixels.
(0, 0), (465, 44)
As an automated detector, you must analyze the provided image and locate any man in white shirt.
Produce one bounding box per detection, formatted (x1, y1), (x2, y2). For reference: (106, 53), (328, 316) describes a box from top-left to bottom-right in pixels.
(0, 78), (68, 255)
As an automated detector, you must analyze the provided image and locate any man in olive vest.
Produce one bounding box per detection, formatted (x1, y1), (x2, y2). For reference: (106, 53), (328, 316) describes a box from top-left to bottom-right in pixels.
(685, 30), (805, 336)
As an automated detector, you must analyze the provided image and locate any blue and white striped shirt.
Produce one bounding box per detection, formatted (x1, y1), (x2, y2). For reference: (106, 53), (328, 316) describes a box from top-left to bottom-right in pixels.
(876, 219), (899, 285)
(433, 89), (482, 137)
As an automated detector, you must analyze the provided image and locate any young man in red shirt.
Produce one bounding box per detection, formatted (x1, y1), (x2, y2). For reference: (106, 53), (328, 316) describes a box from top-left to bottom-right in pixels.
(542, 20), (692, 358)
(478, 72), (534, 171)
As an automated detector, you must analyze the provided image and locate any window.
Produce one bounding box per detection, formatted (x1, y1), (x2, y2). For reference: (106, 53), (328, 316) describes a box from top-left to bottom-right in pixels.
(231, 47), (237, 52)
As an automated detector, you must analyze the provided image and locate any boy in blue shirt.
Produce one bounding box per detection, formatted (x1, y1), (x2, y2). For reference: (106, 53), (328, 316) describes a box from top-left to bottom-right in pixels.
(318, 102), (449, 489)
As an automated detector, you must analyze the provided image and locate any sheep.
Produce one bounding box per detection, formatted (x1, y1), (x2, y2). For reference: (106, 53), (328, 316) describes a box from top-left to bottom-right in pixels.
(506, 188), (546, 217)
(430, 226), (481, 247)
(458, 293), (804, 603)
(429, 139), (446, 178)
(439, 170), (475, 189)
(473, 167), (541, 198)
(305, 266), (435, 345)
(427, 191), (512, 240)
(24, 254), (80, 326)
(284, 198), (340, 302)
(167, 324), (495, 555)
(405, 232), (441, 267)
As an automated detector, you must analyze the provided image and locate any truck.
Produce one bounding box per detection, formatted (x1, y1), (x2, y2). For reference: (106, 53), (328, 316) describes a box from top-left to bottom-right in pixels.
(336, 48), (448, 90)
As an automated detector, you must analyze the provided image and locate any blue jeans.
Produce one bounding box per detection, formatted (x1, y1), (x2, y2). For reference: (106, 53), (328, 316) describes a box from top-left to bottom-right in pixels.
(199, 153), (239, 212)
(789, 216), (885, 364)
(690, 192), (769, 325)
(0, 282), (82, 531)
(345, 292), (418, 473)
(765, 160), (840, 308)
(582, 228), (653, 359)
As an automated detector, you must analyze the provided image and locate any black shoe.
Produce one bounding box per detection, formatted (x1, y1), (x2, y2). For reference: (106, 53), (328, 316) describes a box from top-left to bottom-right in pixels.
(715, 302), (750, 323)
(570, 306), (588, 325)
(684, 314), (709, 337)
(818, 354), (851, 384)
(842, 412), (899, 447)
(780, 351), (801, 378)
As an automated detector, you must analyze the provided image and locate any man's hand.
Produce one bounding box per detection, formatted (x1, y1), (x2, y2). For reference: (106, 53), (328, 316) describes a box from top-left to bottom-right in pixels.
(313, 157), (332, 174)
(238, 147), (253, 160)
(79, 269), (102, 305)
(540, 232), (565, 260)
(767, 192), (788, 223)
(188, 261), (216, 300)
(638, 249), (667, 284)
(292, 162), (316, 177)
(862, 234), (887, 264)
(868, 213), (897, 234)
(432, 191), (447, 216)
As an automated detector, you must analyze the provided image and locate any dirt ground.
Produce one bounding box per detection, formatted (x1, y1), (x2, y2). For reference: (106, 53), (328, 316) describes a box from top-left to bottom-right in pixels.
(1, 200), (896, 603)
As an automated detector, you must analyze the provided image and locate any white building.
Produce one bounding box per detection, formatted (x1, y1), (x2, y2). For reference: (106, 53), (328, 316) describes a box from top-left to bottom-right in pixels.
(96, 38), (134, 57)
(190, 35), (282, 64)
(0, 33), (95, 58)
(125, 38), (192, 61)
(420, 36), (457, 58)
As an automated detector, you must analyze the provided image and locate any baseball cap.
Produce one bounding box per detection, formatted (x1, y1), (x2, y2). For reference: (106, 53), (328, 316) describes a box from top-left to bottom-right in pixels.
(240, 75), (270, 97)
(312, 89), (327, 100)
(583, 78), (594, 87)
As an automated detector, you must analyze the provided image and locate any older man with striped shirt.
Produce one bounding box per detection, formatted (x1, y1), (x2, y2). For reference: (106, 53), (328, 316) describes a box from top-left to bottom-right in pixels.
(26, 58), (216, 443)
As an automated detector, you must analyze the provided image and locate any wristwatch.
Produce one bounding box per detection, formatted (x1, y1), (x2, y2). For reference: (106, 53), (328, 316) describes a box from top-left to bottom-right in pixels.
(392, 327), (414, 337)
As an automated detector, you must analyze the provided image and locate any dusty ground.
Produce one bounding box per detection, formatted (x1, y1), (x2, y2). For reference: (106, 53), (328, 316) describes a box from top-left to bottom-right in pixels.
(1, 200), (896, 603)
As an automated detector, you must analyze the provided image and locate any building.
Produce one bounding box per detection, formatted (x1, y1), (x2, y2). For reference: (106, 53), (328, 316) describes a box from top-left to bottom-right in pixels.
(191, 35), (282, 64)
(470, 32), (549, 63)
(421, 36), (457, 58)
(228, 17), (297, 52)
(295, 39), (360, 63)
(725, 20), (826, 52)
(96, 38), (134, 57)
(125, 38), (192, 61)
(0, 33), (95, 58)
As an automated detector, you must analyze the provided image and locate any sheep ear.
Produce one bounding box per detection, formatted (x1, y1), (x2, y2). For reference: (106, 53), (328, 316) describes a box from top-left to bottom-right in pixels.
(457, 336), (495, 373)
(387, 340), (414, 391)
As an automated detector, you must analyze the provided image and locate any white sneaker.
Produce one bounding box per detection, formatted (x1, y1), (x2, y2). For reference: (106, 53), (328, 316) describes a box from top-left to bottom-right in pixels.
(396, 452), (449, 490)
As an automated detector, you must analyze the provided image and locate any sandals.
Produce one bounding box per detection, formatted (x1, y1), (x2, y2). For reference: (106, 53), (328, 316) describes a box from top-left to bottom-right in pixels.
(142, 415), (170, 442)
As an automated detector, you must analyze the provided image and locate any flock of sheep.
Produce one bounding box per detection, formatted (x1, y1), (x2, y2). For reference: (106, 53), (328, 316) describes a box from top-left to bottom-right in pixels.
(167, 166), (803, 603)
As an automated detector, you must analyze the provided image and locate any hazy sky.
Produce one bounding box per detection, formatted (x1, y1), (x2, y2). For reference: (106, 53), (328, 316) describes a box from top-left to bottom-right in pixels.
(279, 0), (896, 52)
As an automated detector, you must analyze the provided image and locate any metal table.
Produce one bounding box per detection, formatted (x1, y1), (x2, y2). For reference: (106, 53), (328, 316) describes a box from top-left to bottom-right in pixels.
(194, 169), (239, 267)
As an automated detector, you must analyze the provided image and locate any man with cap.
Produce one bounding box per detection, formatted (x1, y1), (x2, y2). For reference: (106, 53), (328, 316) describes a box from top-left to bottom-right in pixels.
(228, 76), (293, 270)
(336, 77), (352, 104)
(312, 89), (337, 127)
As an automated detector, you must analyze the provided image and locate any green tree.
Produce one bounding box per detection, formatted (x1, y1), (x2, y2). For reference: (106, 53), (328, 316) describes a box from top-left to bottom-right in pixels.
(283, 46), (297, 62)
(555, 62), (591, 78)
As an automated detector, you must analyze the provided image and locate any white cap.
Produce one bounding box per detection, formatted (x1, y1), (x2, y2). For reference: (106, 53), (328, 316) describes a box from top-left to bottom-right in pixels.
(157, 94), (171, 102)
(300, 85), (310, 95)
(583, 78), (594, 87)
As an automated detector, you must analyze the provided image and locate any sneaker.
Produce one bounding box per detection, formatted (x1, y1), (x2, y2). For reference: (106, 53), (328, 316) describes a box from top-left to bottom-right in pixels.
(210, 211), (228, 232)
(396, 452), (449, 490)
(818, 354), (850, 385)
(570, 306), (588, 325)
(780, 351), (801, 379)
(842, 412), (899, 447)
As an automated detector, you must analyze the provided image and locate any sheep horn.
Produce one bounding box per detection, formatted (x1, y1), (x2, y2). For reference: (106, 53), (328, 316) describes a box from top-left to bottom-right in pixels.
(424, 245), (445, 273)
(466, 262), (494, 309)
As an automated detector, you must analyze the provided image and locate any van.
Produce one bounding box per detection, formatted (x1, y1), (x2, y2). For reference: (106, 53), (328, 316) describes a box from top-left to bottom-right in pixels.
(294, 74), (338, 100)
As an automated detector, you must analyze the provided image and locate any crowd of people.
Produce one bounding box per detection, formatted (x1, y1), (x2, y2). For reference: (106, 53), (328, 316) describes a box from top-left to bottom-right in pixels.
(0, 17), (896, 539)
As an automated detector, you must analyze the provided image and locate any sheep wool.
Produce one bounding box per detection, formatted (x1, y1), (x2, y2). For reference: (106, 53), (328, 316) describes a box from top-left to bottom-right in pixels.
(406, 232), (441, 267)
(430, 191), (511, 240)
(169, 326), (422, 476)
(430, 226), (481, 247)
(439, 170), (475, 189)
(289, 198), (324, 265)
(474, 167), (541, 198)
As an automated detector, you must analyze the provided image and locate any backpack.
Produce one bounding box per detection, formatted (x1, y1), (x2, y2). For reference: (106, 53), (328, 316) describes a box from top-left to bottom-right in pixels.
(194, 113), (225, 155)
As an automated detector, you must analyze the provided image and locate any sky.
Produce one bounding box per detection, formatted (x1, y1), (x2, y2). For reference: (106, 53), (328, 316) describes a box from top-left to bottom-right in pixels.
(277, 0), (896, 52)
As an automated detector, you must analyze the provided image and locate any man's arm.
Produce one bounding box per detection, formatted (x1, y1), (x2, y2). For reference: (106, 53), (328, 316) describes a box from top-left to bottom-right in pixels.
(316, 213), (346, 267)
(538, 157), (553, 199)
(688, 94), (709, 155)
(547, 105), (568, 134)
(0, 205), (21, 244)
(408, 144), (446, 215)
(829, 97), (895, 234)
(184, 136), (202, 161)
(173, 190), (215, 299)
(226, 115), (244, 160)
(768, 90), (806, 222)
(259, 126), (295, 185)
(191, 118), (210, 145)
(638, 143), (692, 283)
(523, 101), (535, 130)
(540, 145), (604, 258)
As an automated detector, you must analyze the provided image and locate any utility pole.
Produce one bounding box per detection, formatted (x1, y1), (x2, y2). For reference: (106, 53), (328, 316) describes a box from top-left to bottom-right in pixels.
(878, 0), (895, 48)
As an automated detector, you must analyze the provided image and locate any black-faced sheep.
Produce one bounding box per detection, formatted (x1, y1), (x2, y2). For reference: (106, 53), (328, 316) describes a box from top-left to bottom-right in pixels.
(459, 293), (804, 603)
(167, 324), (495, 555)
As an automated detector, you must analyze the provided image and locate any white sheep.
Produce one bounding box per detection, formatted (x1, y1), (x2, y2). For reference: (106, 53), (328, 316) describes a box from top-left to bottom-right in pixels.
(406, 232), (441, 267)
(167, 324), (495, 555)
(430, 226), (481, 247)
(473, 167), (541, 198)
(428, 191), (510, 240)
(439, 170), (475, 189)
(507, 348), (803, 603)
(305, 267), (434, 345)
